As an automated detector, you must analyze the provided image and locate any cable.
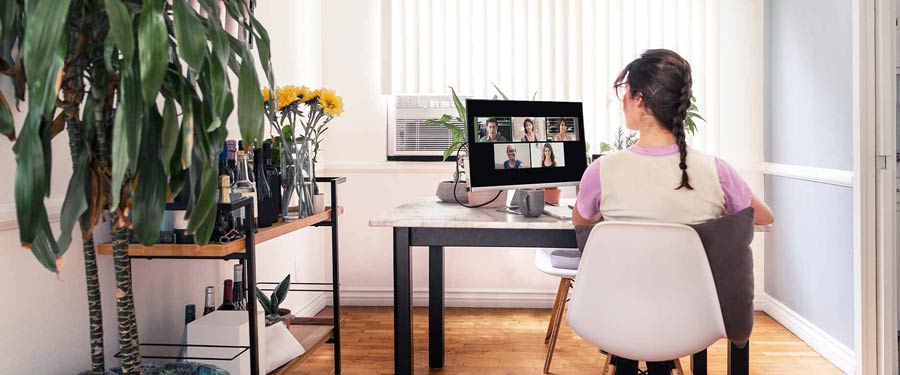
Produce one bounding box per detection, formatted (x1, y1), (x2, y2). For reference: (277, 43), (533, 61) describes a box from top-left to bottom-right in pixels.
(452, 144), (502, 208)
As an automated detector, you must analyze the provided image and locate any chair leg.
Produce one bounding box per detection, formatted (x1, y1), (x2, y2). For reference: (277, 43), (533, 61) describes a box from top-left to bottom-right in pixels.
(543, 278), (571, 374)
(602, 354), (617, 375)
(671, 358), (684, 375)
(544, 278), (568, 345)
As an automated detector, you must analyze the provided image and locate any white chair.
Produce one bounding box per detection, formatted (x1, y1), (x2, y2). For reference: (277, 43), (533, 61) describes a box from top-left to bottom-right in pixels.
(534, 248), (579, 374)
(566, 221), (727, 375)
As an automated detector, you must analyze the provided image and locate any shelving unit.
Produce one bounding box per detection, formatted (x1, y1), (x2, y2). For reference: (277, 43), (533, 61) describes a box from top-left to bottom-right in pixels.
(99, 177), (347, 375)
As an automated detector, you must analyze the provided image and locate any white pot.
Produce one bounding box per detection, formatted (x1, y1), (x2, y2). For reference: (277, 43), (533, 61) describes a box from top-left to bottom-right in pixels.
(313, 194), (326, 214)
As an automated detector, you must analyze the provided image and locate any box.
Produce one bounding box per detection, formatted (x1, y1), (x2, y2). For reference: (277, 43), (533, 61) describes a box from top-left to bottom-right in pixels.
(187, 310), (266, 375)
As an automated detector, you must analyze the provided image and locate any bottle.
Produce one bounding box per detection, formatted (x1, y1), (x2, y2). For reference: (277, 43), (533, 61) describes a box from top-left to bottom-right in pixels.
(203, 286), (216, 315)
(212, 175), (234, 242)
(254, 147), (274, 228)
(171, 177), (192, 244)
(219, 141), (235, 183)
(239, 141), (255, 182)
(232, 149), (257, 229)
(226, 140), (238, 178)
(218, 279), (236, 311)
(232, 264), (245, 310)
(263, 143), (282, 223)
(177, 304), (197, 362)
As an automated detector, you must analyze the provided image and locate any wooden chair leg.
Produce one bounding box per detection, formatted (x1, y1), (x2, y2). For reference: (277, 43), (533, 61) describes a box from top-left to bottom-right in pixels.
(544, 278), (568, 345)
(671, 358), (684, 375)
(543, 279), (571, 374)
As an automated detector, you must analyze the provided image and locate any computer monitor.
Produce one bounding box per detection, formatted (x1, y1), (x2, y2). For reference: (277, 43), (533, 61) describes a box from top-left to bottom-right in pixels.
(465, 99), (587, 192)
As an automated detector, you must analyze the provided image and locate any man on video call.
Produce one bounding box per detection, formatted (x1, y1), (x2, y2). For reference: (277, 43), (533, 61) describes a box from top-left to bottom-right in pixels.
(479, 118), (508, 142)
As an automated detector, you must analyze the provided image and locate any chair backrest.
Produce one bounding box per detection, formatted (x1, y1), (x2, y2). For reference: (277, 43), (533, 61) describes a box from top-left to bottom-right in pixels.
(566, 221), (727, 362)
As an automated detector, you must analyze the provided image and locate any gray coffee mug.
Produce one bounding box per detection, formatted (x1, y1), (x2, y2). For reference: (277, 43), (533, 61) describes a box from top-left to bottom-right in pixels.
(518, 189), (545, 218)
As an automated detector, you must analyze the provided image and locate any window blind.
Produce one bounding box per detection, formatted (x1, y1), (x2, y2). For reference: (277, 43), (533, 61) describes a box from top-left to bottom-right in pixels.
(383, 0), (720, 153)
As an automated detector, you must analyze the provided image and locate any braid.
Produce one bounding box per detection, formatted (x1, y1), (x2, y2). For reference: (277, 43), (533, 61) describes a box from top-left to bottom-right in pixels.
(673, 66), (693, 190)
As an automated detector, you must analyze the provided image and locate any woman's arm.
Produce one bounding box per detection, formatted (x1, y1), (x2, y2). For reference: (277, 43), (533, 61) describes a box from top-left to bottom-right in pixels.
(573, 204), (602, 226)
(751, 195), (774, 225)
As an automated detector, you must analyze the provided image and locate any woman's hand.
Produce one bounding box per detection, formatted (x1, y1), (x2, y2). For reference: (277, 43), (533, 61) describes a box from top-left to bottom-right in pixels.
(572, 204), (602, 226)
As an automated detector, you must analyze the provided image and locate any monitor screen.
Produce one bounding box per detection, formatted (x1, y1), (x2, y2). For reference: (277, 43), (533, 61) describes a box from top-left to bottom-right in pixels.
(466, 99), (587, 192)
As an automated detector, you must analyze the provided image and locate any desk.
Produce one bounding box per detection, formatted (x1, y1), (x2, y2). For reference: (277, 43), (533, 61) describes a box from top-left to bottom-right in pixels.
(371, 198), (768, 375)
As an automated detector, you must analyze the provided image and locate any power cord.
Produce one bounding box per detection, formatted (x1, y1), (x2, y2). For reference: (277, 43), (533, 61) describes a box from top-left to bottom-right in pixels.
(452, 145), (502, 208)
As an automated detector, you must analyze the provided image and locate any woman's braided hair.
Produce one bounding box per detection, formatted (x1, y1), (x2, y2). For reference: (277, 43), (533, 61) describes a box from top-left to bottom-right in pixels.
(614, 49), (694, 190)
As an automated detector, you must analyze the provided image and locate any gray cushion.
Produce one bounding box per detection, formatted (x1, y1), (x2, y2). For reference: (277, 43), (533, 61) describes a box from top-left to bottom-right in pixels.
(549, 249), (582, 270)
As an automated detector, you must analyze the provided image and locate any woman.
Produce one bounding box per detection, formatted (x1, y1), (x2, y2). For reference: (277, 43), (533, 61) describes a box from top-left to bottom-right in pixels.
(520, 118), (538, 142)
(503, 145), (526, 169)
(554, 119), (572, 141)
(540, 143), (557, 167)
(573, 49), (774, 375)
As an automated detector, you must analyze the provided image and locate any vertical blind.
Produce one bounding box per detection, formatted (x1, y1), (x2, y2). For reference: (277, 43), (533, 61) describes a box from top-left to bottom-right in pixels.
(383, 0), (720, 153)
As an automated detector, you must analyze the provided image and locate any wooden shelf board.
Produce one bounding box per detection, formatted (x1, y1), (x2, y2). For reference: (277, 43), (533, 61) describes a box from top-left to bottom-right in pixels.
(269, 323), (334, 375)
(97, 207), (343, 257)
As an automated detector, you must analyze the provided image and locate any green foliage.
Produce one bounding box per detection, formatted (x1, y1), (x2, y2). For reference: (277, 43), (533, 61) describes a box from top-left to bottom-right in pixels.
(425, 84), (510, 161)
(256, 274), (291, 316)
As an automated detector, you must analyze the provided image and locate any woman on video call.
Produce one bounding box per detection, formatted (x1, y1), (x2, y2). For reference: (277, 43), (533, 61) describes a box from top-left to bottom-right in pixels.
(503, 145), (526, 169)
(554, 119), (572, 141)
(573, 49), (774, 375)
(540, 143), (557, 167)
(520, 118), (539, 142)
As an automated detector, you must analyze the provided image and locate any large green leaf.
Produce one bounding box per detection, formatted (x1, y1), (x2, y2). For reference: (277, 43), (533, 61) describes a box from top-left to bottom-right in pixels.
(173, 0), (207, 71)
(22, 0), (71, 111)
(179, 93), (194, 170)
(0, 92), (15, 141)
(237, 48), (263, 145)
(30, 210), (60, 273)
(104, 0), (134, 63)
(0, 0), (15, 42)
(449, 87), (466, 125)
(247, 14), (274, 87)
(161, 97), (178, 176)
(132, 106), (167, 245)
(273, 274), (291, 307)
(56, 142), (90, 252)
(138, 0), (168, 103)
(111, 67), (143, 209)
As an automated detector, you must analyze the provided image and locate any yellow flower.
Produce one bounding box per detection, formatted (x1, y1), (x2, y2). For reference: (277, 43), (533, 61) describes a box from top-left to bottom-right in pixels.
(297, 86), (316, 103)
(276, 85), (303, 110)
(262, 87), (273, 102)
(318, 88), (344, 117)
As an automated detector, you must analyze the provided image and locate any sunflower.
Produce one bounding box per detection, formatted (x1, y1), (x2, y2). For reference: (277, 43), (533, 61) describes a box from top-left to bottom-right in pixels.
(297, 85), (316, 103)
(317, 88), (344, 117)
(276, 85), (303, 110)
(261, 87), (273, 102)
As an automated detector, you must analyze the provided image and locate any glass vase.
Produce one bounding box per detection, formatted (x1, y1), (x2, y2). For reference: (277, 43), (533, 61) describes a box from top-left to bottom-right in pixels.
(280, 141), (300, 221)
(296, 137), (316, 218)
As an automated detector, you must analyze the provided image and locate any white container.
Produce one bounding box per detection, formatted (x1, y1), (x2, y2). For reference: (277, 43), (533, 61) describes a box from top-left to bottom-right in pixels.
(313, 193), (326, 214)
(187, 310), (266, 375)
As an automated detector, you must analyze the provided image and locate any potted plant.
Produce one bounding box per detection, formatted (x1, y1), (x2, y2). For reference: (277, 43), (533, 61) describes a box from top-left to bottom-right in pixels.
(1, 0), (274, 373)
(599, 96), (705, 153)
(256, 274), (294, 326)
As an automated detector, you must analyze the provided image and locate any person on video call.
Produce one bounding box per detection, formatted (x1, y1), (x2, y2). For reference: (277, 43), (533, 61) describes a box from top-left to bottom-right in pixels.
(540, 143), (557, 167)
(503, 145), (525, 169)
(479, 118), (508, 142)
(573, 49), (774, 375)
(554, 119), (573, 141)
(520, 118), (539, 142)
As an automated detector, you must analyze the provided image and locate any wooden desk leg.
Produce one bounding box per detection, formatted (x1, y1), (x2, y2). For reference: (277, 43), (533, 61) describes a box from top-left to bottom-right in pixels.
(691, 349), (708, 375)
(393, 228), (413, 375)
(727, 342), (749, 375)
(429, 246), (445, 369)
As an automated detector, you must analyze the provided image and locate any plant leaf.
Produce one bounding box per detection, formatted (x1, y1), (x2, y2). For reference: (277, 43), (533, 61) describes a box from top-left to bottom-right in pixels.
(273, 274), (291, 306)
(161, 97), (178, 176)
(104, 0), (133, 63)
(57, 146), (90, 252)
(449, 86), (466, 125)
(173, 0), (207, 71)
(138, 0), (168, 103)
(132, 106), (167, 245)
(0, 92), (15, 141)
(490, 82), (508, 100)
(237, 48), (263, 145)
(255, 288), (274, 315)
(111, 67), (142, 209)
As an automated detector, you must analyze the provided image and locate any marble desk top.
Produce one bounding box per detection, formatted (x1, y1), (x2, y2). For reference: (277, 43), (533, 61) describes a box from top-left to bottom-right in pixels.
(370, 197), (774, 232)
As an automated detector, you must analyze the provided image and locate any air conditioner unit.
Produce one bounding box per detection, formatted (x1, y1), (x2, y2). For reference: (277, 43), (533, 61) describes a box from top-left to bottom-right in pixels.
(387, 95), (468, 160)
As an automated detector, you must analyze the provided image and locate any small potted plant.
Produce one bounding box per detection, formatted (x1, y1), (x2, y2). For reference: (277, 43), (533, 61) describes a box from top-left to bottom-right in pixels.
(256, 274), (294, 326)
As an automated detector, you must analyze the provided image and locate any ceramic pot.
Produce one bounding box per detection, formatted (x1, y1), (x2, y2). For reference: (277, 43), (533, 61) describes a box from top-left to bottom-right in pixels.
(436, 180), (469, 203)
(313, 194), (326, 214)
(278, 308), (293, 328)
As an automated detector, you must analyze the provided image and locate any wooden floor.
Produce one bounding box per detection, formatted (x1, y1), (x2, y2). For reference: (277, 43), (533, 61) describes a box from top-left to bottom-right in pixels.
(287, 307), (843, 375)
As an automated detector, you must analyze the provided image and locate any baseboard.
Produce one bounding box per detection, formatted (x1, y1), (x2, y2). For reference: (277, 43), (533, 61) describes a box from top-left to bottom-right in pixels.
(327, 287), (559, 308)
(758, 293), (854, 374)
(293, 292), (328, 318)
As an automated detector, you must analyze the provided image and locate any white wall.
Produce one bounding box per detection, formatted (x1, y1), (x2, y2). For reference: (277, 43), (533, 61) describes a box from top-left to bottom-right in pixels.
(320, 0), (768, 307)
(0, 1), (326, 373)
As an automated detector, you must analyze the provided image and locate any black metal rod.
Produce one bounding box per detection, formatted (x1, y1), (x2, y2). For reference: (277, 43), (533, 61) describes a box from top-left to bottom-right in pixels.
(245, 202), (260, 375)
(727, 342), (749, 375)
(429, 246), (445, 369)
(256, 282), (333, 285)
(258, 288), (333, 292)
(330, 179), (342, 374)
(692, 349), (708, 375)
(393, 227), (413, 375)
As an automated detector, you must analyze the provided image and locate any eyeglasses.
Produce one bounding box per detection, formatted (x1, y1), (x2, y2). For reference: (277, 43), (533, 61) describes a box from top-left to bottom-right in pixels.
(614, 82), (629, 101)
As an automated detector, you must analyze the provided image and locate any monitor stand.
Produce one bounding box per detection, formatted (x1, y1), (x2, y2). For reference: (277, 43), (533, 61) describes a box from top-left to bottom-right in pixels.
(507, 189), (522, 210)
